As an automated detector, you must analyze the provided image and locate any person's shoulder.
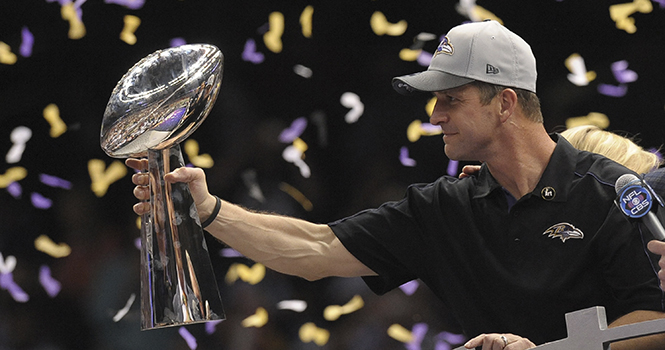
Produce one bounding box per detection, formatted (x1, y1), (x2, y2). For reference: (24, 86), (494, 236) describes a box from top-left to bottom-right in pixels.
(575, 150), (634, 189)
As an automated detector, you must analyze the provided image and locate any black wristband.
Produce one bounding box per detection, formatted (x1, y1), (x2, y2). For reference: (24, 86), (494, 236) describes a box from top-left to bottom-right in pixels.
(201, 195), (221, 228)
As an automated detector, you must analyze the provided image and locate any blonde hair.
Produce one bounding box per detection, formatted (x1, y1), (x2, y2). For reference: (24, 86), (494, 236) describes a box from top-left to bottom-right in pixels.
(561, 125), (662, 174)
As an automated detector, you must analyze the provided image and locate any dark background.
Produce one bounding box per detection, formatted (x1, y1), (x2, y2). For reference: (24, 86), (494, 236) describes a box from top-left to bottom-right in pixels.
(1, 1), (664, 349)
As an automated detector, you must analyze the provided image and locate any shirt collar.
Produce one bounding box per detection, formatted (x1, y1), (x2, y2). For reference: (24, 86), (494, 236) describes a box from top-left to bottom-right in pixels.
(472, 133), (577, 202)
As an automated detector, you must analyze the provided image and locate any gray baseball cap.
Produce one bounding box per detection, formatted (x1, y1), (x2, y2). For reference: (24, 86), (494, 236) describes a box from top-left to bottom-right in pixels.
(392, 20), (537, 94)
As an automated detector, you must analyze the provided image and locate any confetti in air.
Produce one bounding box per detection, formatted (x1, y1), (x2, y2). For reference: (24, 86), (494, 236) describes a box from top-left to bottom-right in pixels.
(39, 265), (62, 298)
(277, 299), (308, 312)
(184, 139), (214, 168)
(88, 159), (128, 197)
(20, 27), (34, 57)
(282, 141), (311, 178)
(0, 42), (18, 65)
(323, 295), (364, 321)
(264, 12), (285, 53)
(61, 2), (86, 39)
(112, 293), (136, 322)
(399, 280), (419, 295)
(565, 53), (596, 86)
(205, 319), (223, 334)
(293, 64), (313, 78)
(43, 104), (67, 138)
(299, 322), (330, 346)
(242, 38), (265, 64)
(0, 253), (29, 303)
(242, 307), (269, 328)
(6, 126), (32, 164)
(399, 147), (417, 167)
(225, 263), (266, 285)
(565, 112), (610, 129)
(40, 174), (73, 189)
(300, 6), (314, 38)
(34, 235), (72, 258)
(370, 11), (407, 36)
(104, 0), (145, 10)
(388, 323), (414, 343)
(407, 120), (442, 142)
(120, 15), (141, 45)
(279, 182), (313, 211)
(597, 83), (628, 97)
(179, 326), (198, 349)
(611, 60), (638, 84)
(340, 92), (364, 123)
(31, 192), (53, 209)
(241, 169), (266, 203)
(609, 0), (653, 34)
(447, 160), (459, 177)
(279, 117), (308, 143)
(0, 167), (28, 188)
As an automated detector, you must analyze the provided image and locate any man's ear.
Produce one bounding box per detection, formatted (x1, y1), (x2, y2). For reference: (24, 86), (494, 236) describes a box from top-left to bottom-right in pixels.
(497, 88), (518, 123)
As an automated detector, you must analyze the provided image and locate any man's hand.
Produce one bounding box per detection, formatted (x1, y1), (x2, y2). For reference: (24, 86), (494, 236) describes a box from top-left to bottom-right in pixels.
(464, 333), (536, 350)
(125, 158), (217, 220)
(459, 165), (481, 179)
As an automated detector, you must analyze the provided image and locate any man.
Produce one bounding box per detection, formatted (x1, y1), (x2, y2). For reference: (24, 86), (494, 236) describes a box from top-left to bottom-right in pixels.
(128, 20), (665, 349)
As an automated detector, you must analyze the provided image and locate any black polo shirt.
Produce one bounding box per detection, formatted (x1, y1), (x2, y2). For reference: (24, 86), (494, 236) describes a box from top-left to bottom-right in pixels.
(329, 134), (664, 345)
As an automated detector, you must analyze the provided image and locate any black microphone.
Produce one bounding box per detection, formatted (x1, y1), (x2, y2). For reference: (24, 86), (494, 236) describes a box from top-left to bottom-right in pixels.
(614, 174), (665, 241)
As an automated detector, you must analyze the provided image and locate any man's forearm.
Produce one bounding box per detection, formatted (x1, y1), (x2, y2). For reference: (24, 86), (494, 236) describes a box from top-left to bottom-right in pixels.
(204, 200), (376, 281)
(609, 310), (665, 350)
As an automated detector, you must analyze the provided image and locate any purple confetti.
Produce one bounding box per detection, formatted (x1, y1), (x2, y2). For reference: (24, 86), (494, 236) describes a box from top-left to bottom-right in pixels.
(400, 147), (417, 167)
(436, 331), (467, 345)
(597, 83), (627, 97)
(446, 160), (459, 177)
(134, 237), (141, 250)
(654, 0), (665, 8)
(0, 273), (29, 303)
(417, 51), (432, 67)
(279, 117), (308, 143)
(104, 0), (145, 10)
(219, 248), (244, 258)
(20, 27), (34, 57)
(7, 182), (22, 198)
(179, 327), (198, 350)
(31, 192), (52, 209)
(170, 37), (187, 47)
(241, 39), (265, 64)
(420, 122), (442, 133)
(399, 280), (419, 295)
(205, 319), (223, 334)
(611, 60), (637, 84)
(406, 323), (428, 350)
(39, 173), (72, 189)
(39, 265), (61, 298)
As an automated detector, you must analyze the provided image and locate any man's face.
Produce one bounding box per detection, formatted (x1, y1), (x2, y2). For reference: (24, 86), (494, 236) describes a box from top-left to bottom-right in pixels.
(430, 84), (499, 161)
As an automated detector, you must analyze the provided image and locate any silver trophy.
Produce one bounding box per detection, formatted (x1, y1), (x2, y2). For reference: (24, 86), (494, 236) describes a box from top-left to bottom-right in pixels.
(100, 44), (225, 330)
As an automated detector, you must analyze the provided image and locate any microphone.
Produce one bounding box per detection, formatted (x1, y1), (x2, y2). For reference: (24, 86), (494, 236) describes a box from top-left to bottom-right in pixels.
(614, 174), (665, 241)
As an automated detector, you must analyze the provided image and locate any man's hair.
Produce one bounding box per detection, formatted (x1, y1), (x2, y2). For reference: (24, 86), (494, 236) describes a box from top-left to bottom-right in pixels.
(470, 81), (543, 124)
(561, 125), (662, 174)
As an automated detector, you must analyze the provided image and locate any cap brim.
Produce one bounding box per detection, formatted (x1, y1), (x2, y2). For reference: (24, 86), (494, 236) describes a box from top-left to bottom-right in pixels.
(392, 70), (474, 95)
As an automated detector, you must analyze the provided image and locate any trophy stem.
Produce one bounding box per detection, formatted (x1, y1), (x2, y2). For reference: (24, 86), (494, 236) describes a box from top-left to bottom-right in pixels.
(140, 144), (225, 330)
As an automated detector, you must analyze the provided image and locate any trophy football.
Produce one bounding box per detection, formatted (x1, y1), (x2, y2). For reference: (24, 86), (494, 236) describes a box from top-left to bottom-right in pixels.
(100, 44), (225, 330)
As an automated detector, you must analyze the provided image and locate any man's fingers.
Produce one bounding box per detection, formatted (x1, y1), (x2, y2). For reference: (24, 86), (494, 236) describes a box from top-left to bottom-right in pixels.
(125, 158), (148, 171)
(133, 201), (150, 215)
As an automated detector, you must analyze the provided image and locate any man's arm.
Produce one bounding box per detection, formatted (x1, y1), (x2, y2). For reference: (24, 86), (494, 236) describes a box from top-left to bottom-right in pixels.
(608, 310), (665, 350)
(128, 159), (376, 281)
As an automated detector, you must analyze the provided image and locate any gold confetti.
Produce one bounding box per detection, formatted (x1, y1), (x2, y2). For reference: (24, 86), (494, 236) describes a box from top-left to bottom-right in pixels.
(426, 96), (436, 116)
(120, 15), (141, 45)
(565, 53), (596, 86)
(61, 3), (86, 39)
(43, 104), (67, 138)
(565, 112), (610, 130)
(469, 5), (503, 23)
(184, 139), (214, 168)
(225, 262), (266, 285)
(299, 322), (330, 346)
(399, 48), (422, 61)
(292, 138), (308, 153)
(300, 5), (314, 38)
(370, 11), (407, 36)
(34, 234), (72, 258)
(88, 159), (128, 197)
(0, 42), (17, 65)
(0, 167), (27, 188)
(387, 323), (414, 343)
(264, 12), (285, 53)
(407, 119), (442, 143)
(279, 182), (313, 212)
(609, 0), (652, 34)
(241, 307), (269, 328)
(323, 295), (364, 321)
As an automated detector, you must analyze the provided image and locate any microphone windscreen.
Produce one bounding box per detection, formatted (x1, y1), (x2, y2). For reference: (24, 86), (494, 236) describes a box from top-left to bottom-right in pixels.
(615, 174), (640, 194)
